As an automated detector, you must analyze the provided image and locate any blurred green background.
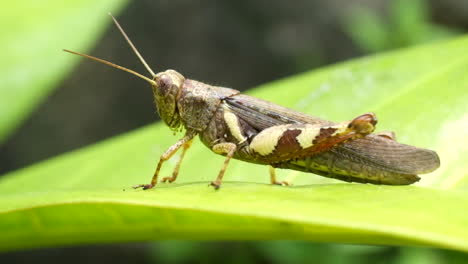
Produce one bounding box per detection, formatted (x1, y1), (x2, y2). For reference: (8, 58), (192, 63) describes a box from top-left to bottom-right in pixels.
(1, 0), (468, 263)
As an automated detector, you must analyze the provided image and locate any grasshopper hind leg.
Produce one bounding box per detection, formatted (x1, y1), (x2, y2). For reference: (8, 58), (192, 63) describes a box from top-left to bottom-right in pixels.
(269, 166), (291, 186)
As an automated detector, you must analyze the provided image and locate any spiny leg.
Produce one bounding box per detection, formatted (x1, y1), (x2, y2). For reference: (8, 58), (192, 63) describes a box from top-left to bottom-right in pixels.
(269, 165), (291, 186)
(210, 142), (237, 190)
(161, 138), (194, 183)
(133, 130), (196, 190)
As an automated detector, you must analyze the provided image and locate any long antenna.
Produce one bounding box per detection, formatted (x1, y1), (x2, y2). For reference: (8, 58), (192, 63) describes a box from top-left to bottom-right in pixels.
(108, 13), (157, 77)
(63, 49), (157, 86)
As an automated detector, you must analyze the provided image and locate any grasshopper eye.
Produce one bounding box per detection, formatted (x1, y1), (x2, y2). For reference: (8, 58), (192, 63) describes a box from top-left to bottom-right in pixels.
(157, 74), (173, 93)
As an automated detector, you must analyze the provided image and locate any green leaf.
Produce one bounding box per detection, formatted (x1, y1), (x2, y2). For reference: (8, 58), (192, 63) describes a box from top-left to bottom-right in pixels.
(1, 35), (468, 252)
(344, 7), (390, 52)
(0, 0), (128, 143)
(345, 0), (461, 53)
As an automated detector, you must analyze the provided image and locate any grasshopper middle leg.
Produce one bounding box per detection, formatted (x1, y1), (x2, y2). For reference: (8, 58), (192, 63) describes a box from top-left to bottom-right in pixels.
(210, 142), (237, 190)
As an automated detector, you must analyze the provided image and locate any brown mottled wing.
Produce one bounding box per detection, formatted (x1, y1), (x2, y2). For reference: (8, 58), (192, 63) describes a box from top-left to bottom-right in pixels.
(339, 135), (439, 174)
(225, 94), (440, 184)
(225, 94), (332, 129)
(279, 136), (439, 185)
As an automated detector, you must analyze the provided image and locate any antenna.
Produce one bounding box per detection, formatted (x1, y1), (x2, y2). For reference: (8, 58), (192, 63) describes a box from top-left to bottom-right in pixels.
(63, 49), (157, 86)
(108, 13), (157, 77)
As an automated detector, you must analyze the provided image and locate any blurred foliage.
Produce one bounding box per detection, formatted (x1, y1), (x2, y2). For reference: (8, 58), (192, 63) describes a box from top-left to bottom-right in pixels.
(0, 0), (128, 144)
(345, 0), (461, 53)
(151, 241), (468, 264)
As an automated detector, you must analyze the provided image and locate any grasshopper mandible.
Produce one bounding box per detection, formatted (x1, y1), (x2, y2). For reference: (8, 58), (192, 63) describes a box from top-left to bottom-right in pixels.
(64, 14), (440, 190)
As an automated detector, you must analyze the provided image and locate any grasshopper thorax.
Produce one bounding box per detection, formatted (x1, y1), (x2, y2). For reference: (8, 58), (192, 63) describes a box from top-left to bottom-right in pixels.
(152, 70), (185, 130)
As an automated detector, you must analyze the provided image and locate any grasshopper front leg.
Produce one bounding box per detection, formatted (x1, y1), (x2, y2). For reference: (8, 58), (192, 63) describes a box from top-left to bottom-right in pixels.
(133, 130), (196, 190)
(160, 137), (194, 183)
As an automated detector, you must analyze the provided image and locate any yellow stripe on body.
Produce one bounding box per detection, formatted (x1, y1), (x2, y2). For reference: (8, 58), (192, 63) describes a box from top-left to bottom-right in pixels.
(295, 124), (320, 148)
(249, 125), (290, 156)
(223, 110), (247, 143)
(330, 122), (351, 135)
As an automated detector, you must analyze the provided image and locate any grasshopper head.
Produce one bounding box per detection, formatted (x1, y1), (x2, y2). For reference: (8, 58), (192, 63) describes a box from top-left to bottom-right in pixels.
(152, 70), (185, 129)
(64, 15), (186, 132)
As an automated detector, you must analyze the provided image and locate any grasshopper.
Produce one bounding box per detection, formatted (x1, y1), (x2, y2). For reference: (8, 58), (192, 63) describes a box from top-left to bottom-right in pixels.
(64, 14), (440, 190)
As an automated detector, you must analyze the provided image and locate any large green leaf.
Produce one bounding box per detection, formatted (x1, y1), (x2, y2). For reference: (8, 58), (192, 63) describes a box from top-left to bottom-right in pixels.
(0, 0), (127, 143)
(0, 35), (467, 252)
